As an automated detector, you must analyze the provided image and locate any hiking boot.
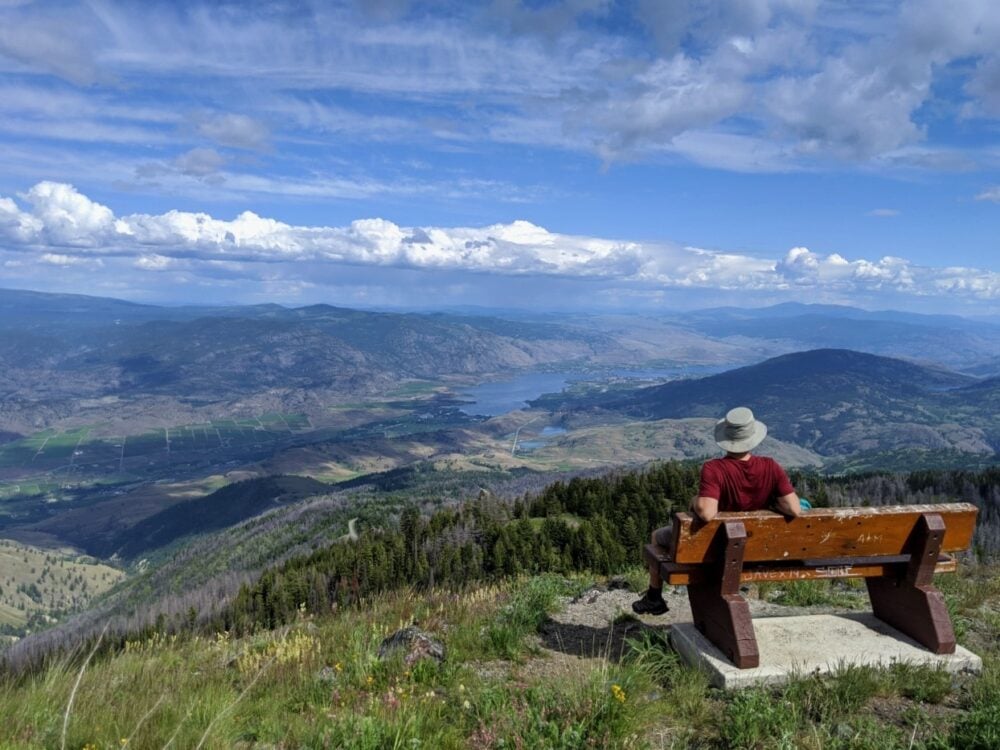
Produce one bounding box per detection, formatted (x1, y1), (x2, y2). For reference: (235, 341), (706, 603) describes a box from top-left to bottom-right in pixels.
(631, 588), (668, 615)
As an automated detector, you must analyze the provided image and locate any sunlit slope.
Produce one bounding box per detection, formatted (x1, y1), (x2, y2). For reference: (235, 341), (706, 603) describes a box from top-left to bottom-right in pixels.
(0, 540), (123, 629)
(553, 349), (998, 458)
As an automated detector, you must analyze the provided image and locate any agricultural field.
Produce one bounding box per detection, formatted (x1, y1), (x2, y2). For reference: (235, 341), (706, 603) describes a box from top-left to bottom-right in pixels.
(0, 414), (316, 481)
(0, 539), (124, 633)
(0, 396), (483, 553)
(0, 413), (326, 541)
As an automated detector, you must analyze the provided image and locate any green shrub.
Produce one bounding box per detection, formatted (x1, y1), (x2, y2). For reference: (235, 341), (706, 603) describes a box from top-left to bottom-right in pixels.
(485, 574), (582, 659)
(622, 566), (649, 594)
(817, 717), (905, 750)
(950, 704), (1000, 750)
(887, 662), (952, 704)
(783, 664), (880, 723)
(721, 689), (800, 749)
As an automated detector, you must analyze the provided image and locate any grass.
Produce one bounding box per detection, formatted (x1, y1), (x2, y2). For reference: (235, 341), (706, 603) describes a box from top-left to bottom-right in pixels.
(0, 579), (646, 749)
(717, 660), (977, 750)
(757, 579), (866, 609)
(483, 574), (584, 659)
(1, 567), (999, 748)
(0, 540), (124, 631)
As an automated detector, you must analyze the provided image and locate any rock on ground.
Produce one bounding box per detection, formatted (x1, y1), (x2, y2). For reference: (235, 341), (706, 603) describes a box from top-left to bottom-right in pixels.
(378, 626), (446, 665)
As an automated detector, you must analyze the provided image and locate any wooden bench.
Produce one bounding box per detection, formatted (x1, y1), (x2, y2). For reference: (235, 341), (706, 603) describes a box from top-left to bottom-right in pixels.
(643, 503), (979, 669)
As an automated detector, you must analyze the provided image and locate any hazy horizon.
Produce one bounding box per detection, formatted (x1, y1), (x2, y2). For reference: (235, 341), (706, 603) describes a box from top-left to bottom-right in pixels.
(6, 283), (1000, 322)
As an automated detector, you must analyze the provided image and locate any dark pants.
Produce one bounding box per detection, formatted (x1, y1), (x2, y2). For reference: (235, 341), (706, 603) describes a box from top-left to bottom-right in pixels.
(652, 524), (674, 558)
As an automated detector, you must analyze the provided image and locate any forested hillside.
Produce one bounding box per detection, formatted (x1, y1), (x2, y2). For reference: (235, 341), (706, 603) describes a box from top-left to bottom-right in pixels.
(8, 460), (998, 676)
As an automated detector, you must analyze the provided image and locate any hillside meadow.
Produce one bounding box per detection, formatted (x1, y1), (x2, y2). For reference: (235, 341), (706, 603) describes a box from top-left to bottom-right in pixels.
(0, 541), (122, 638)
(1, 567), (998, 749)
(0, 462), (998, 747)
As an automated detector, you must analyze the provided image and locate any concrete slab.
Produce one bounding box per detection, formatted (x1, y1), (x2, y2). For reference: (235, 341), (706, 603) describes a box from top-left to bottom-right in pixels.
(670, 613), (983, 690)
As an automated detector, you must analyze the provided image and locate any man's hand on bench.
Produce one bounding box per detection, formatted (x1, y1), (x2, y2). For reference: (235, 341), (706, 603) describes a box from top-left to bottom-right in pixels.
(774, 492), (803, 518)
(691, 492), (803, 523)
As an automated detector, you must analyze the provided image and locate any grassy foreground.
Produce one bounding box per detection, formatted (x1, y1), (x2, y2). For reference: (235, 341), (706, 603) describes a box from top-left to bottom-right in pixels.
(1, 567), (999, 749)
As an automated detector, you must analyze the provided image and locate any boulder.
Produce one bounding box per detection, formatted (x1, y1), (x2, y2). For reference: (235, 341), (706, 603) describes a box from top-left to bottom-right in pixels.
(377, 626), (445, 665)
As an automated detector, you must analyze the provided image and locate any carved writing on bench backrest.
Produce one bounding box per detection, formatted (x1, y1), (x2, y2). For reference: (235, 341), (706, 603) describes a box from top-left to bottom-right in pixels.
(669, 503), (978, 565)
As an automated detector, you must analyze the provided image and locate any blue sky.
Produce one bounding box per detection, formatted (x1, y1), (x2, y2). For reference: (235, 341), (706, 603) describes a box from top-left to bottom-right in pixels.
(0, 0), (999, 313)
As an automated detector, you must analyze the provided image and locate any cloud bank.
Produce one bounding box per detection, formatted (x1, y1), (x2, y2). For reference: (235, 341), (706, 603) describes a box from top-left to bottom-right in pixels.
(3, 1), (1000, 181)
(0, 182), (996, 308)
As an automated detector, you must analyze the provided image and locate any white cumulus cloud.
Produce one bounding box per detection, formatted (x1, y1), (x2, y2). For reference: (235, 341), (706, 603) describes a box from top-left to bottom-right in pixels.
(0, 182), (997, 303)
(21, 182), (116, 247)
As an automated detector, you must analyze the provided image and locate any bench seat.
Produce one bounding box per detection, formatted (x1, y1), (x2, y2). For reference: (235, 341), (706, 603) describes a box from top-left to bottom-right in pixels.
(649, 552), (959, 586)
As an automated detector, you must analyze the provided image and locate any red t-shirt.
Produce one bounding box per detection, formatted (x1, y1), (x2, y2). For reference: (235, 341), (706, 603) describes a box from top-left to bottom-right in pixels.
(698, 455), (795, 512)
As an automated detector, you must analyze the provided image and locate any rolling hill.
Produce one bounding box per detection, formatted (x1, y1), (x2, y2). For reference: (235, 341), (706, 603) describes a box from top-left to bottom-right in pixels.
(552, 349), (998, 459)
(0, 291), (621, 433)
(0, 289), (767, 436)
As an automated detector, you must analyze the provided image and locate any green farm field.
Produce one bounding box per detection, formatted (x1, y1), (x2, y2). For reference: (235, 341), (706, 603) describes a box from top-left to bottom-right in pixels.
(0, 414), (316, 478)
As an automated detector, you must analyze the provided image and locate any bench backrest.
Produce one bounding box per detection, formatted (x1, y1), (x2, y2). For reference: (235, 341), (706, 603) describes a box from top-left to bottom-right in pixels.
(670, 503), (978, 565)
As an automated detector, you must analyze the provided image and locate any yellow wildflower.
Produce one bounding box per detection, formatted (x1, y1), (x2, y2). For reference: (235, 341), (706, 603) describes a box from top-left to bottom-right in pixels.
(611, 684), (626, 704)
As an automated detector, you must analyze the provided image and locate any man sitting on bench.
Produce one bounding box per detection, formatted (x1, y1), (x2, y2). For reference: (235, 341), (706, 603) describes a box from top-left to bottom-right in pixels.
(632, 406), (803, 615)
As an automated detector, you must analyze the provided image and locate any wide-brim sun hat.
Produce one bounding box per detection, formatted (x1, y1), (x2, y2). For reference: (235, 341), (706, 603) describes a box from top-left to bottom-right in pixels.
(714, 406), (767, 453)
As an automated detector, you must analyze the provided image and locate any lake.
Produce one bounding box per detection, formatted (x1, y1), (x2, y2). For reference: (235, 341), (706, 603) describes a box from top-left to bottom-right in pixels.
(457, 372), (574, 416)
(457, 365), (727, 417)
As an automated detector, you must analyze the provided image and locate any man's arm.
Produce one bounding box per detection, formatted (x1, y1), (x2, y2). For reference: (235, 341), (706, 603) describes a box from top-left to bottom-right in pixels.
(774, 492), (802, 518)
(691, 496), (719, 522)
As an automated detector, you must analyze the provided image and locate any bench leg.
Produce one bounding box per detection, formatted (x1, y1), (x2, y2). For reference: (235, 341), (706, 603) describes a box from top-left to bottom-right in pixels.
(866, 513), (956, 655)
(866, 578), (955, 654)
(688, 521), (759, 669)
(688, 584), (759, 668)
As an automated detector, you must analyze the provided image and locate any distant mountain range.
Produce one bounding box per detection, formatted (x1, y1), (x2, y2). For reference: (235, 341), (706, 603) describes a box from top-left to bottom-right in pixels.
(543, 348), (998, 461)
(0, 289), (746, 432)
(0, 289), (621, 432)
(2, 288), (1000, 447)
(672, 302), (1000, 373)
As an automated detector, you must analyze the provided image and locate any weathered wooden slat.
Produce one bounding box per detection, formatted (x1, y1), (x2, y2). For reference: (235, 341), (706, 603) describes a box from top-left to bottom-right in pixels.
(644, 543), (959, 585)
(664, 558), (957, 585)
(669, 504), (978, 564)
